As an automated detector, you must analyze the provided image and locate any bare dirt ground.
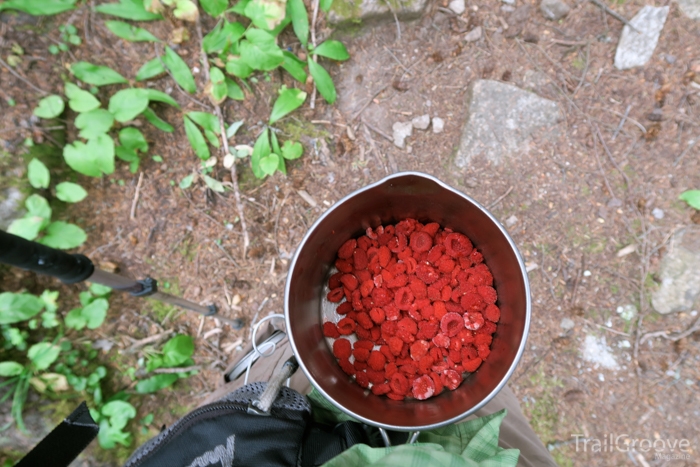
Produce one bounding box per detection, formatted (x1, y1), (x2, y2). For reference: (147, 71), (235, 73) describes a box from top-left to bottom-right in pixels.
(1, 0), (700, 465)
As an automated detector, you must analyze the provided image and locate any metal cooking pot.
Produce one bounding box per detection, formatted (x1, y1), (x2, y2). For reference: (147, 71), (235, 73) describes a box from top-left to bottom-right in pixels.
(285, 172), (530, 431)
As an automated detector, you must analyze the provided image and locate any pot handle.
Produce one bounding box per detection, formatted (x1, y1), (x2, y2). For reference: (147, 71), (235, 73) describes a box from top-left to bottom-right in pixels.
(378, 428), (421, 447)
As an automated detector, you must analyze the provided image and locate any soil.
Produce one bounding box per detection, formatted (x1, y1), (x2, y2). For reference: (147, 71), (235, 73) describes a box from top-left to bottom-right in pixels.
(1, 0), (700, 466)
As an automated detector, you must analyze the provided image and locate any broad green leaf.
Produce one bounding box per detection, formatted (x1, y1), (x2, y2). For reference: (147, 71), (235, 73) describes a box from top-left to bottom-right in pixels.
(250, 129), (270, 179)
(65, 82), (101, 113)
(81, 298), (108, 329)
(282, 51), (307, 83)
(143, 89), (180, 108)
(173, 0), (198, 21)
(0, 292), (44, 325)
(203, 175), (225, 192)
(136, 57), (165, 81)
(200, 0), (227, 16)
(259, 153), (279, 175)
(101, 400), (136, 430)
(269, 87), (306, 124)
(94, 0), (162, 20)
(27, 158), (50, 189)
(105, 20), (160, 42)
(40, 290), (59, 313)
(0, 0), (76, 15)
(225, 78), (244, 100)
(89, 283), (112, 296)
(227, 120), (244, 138)
(287, 0), (308, 46)
(63, 134), (115, 177)
(75, 109), (114, 139)
(269, 131), (285, 174)
(203, 21), (245, 54)
(56, 182), (88, 203)
(98, 420), (131, 449)
(27, 342), (60, 370)
(33, 95), (64, 119)
(179, 174), (194, 189)
(40, 222), (87, 249)
(7, 217), (44, 241)
(143, 108), (174, 132)
(308, 58), (336, 104)
(187, 111), (220, 134)
(240, 29), (284, 71)
(135, 374), (177, 393)
(162, 335), (195, 366)
(210, 67), (225, 84)
(313, 40), (349, 61)
(115, 147), (140, 173)
(210, 81), (227, 104)
(119, 128), (148, 152)
(225, 57), (253, 79)
(0, 361), (23, 376)
(679, 190), (700, 210)
(281, 140), (303, 160)
(183, 116), (210, 160)
(230, 0), (250, 14)
(26, 194), (52, 220)
(163, 47), (196, 94)
(320, 0), (333, 12)
(109, 88), (149, 122)
(71, 62), (128, 86)
(204, 129), (220, 148)
(65, 307), (87, 329)
(244, 0), (286, 30)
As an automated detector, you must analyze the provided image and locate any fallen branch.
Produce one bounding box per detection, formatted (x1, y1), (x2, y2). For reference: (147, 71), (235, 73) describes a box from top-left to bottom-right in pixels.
(130, 172), (144, 220)
(126, 329), (174, 353)
(151, 365), (201, 374)
(309, 0), (320, 110)
(0, 56), (49, 95)
(640, 316), (700, 344)
(589, 0), (639, 33)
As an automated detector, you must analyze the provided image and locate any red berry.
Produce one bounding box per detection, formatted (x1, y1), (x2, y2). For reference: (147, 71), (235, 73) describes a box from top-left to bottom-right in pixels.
(353, 248), (369, 270)
(394, 287), (415, 311)
(371, 383), (391, 395)
(356, 312), (373, 330)
(409, 231), (433, 253)
(432, 333), (450, 348)
(483, 304), (501, 323)
(338, 358), (355, 375)
(335, 259), (353, 273)
(369, 307), (385, 324)
(323, 322), (340, 338)
(463, 312), (485, 331)
(389, 372), (410, 395)
(355, 371), (370, 388)
(410, 340), (430, 361)
(416, 262), (440, 285)
(477, 286), (497, 304)
(412, 375), (436, 400)
(338, 239), (357, 259)
(444, 233), (473, 258)
(367, 351), (386, 371)
(337, 317), (357, 335)
(463, 357), (483, 373)
(440, 313), (464, 337)
(327, 288), (345, 303)
(353, 348), (370, 362)
(440, 369), (462, 390)
(332, 338), (352, 359)
(329, 272), (343, 289)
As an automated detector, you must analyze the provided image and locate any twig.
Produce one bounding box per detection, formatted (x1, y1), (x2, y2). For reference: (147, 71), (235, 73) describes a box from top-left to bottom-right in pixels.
(391, 9), (401, 42)
(126, 329), (174, 352)
(570, 254), (585, 306)
(151, 365), (201, 374)
(594, 123), (631, 188)
(352, 83), (390, 121)
(612, 105), (631, 140)
(362, 122), (388, 173)
(0, 56), (49, 95)
(212, 239), (240, 268)
(130, 172), (144, 220)
(309, 0), (320, 110)
(640, 316), (700, 344)
(589, 0), (640, 33)
(602, 108), (647, 134)
(383, 46), (410, 74)
(590, 128), (616, 199)
(487, 186), (513, 209)
(580, 318), (631, 336)
(673, 136), (698, 167)
(363, 120), (393, 142)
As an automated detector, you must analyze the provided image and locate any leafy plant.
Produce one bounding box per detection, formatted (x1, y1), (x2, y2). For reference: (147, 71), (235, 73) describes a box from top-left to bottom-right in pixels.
(49, 24), (81, 55)
(0, 0), (77, 16)
(91, 400), (137, 449)
(135, 334), (196, 394)
(679, 190), (700, 210)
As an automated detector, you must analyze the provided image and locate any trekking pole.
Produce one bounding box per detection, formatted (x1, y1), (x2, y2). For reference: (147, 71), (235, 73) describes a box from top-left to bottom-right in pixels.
(0, 230), (244, 329)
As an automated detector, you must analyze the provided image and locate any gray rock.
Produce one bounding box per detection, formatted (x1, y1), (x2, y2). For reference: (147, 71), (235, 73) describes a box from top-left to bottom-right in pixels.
(0, 187), (23, 230)
(454, 80), (561, 168)
(505, 215), (518, 227)
(464, 26), (482, 42)
(412, 114), (431, 130)
(652, 207), (664, 219)
(432, 117), (445, 134)
(677, 0), (700, 20)
(328, 0), (430, 25)
(449, 0), (466, 15)
(502, 0), (516, 5)
(540, 0), (570, 20)
(652, 228), (700, 314)
(392, 121), (413, 148)
(560, 318), (575, 330)
(614, 6), (669, 70)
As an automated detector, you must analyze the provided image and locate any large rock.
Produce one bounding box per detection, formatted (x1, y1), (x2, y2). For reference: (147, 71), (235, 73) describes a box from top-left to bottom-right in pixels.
(0, 187), (23, 230)
(328, 0), (430, 25)
(614, 6), (669, 70)
(652, 228), (700, 314)
(677, 0), (700, 19)
(454, 80), (561, 168)
(540, 0), (570, 21)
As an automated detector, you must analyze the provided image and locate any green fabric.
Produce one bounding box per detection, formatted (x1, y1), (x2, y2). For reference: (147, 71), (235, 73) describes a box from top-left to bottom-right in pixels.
(307, 389), (520, 467)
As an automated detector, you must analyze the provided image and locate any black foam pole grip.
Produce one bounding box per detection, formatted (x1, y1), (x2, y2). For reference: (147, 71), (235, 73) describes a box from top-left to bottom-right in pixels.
(0, 230), (94, 284)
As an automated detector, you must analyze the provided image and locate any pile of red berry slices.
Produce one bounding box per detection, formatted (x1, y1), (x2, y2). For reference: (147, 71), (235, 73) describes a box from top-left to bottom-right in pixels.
(321, 218), (500, 401)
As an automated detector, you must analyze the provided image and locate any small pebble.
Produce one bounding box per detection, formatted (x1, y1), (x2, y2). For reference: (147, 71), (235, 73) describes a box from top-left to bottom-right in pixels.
(464, 26), (482, 42)
(652, 207), (664, 219)
(664, 54), (676, 64)
(583, 270), (591, 277)
(432, 117), (445, 133)
(448, 0), (466, 14)
(560, 318), (575, 330)
(598, 373), (605, 382)
(505, 215), (518, 227)
(412, 114), (431, 130)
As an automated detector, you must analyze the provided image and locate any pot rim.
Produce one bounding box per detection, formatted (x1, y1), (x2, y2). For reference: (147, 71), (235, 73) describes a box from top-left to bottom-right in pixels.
(284, 171), (531, 430)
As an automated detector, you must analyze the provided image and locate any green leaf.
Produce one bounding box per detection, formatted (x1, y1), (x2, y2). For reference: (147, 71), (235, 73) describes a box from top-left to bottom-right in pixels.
(115, 146), (140, 172)
(179, 174), (194, 189)
(259, 153), (279, 175)
(187, 111), (220, 134)
(98, 420), (131, 449)
(287, 0), (308, 46)
(0, 361), (23, 377)
(64, 134), (115, 177)
(65, 82), (101, 112)
(204, 129), (220, 148)
(313, 40), (349, 61)
(162, 335), (194, 367)
(65, 307), (86, 329)
(39, 222), (87, 249)
(308, 58), (336, 104)
(40, 290), (59, 313)
(33, 95), (64, 118)
(27, 343), (60, 371)
(7, 217), (44, 241)
(0, 292), (44, 325)
(143, 108), (174, 132)
(269, 131), (285, 174)
(244, 0), (286, 30)
(89, 283), (112, 297)
(225, 57), (253, 79)
(173, 0), (198, 21)
(250, 129), (270, 179)
(109, 88), (149, 122)
(269, 87), (306, 124)
(240, 29), (284, 71)
(225, 78), (244, 100)
(0, 0), (76, 15)
(119, 128), (148, 152)
(200, 0), (228, 16)
(71, 62), (128, 86)
(81, 298), (108, 329)
(320, 0), (333, 12)
(94, 0), (162, 20)
(163, 47), (196, 93)
(26, 194), (52, 220)
(203, 174), (225, 192)
(183, 116), (210, 160)
(227, 120), (244, 138)
(210, 67), (225, 84)
(27, 159), (50, 189)
(203, 21), (245, 54)
(281, 140), (303, 160)
(230, 0), (250, 14)
(75, 109), (114, 139)
(143, 89), (180, 108)
(135, 374), (178, 393)
(135, 57), (165, 81)
(56, 182), (88, 203)
(101, 400), (136, 430)
(105, 20), (160, 42)
(679, 190), (700, 210)
(281, 51), (307, 83)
